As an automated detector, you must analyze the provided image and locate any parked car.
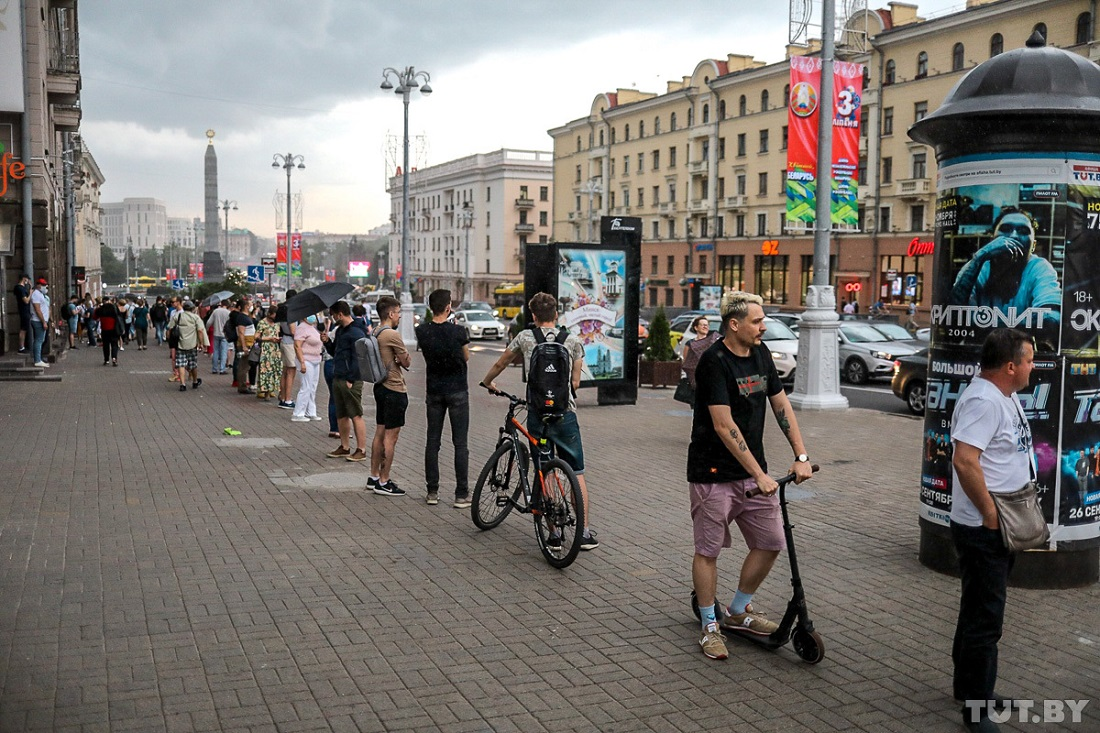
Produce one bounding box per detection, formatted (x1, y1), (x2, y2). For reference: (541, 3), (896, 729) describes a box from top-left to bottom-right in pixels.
(454, 309), (503, 340)
(411, 303), (428, 327)
(459, 301), (498, 318)
(670, 314), (797, 383)
(867, 321), (925, 351)
(767, 312), (803, 335)
(891, 349), (929, 415)
(838, 321), (922, 384)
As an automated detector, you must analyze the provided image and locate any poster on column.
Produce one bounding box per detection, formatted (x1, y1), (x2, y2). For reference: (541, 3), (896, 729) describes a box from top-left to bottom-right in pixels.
(276, 233), (288, 278)
(1060, 359), (1100, 533)
(291, 233), (302, 278)
(557, 248), (626, 382)
(784, 57), (863, 229)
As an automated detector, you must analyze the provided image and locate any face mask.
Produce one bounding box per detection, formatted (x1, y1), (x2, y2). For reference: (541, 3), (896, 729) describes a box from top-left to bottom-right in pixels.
(305, 316), (317, 325)
(41, 286), (48, 294)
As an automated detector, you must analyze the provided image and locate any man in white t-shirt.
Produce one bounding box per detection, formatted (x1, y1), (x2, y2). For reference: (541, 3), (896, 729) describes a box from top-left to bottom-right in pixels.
(949, 328), (1035, 733)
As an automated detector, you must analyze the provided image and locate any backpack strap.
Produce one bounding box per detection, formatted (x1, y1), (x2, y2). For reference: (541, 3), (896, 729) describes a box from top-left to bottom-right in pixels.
(554, 327), (568, 344)
(531, 324), (547, 344)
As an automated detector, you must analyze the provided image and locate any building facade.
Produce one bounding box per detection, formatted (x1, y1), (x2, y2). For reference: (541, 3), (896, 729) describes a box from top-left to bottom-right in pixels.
(548, 0), (1095, 315)
(0, 0), (83, 352)
(101, 197), (169, 257)
(385, 148), (553, 302)
(75, 139), (104, 297)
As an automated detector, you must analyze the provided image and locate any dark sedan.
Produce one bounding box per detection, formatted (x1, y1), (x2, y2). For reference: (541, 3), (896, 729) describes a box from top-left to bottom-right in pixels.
(891, 348), (929, 415)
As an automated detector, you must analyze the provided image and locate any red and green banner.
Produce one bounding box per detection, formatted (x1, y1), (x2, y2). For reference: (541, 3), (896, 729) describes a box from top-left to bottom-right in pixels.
(276, 232), (303, 278)
(786, 57), (864, 229)
(276, 233), (287, 278)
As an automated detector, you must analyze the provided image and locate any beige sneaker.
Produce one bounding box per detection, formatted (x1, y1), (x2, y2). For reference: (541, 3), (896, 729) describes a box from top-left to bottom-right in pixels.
(699, 623), (728, 660)
(720, 606), (779, 636)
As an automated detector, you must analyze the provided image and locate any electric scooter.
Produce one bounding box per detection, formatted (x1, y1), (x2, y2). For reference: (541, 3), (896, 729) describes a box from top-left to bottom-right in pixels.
(690, 465), (825, 664)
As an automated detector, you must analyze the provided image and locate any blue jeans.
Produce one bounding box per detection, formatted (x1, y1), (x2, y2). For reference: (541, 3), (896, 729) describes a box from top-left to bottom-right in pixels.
(425, 391), (470, 496)
(951, 521), (1014, 708)
(154, 321), (166, 345)
(31, 321), (46, 363)
(323, 358), (337, 432)
(212, 336), (229, 373)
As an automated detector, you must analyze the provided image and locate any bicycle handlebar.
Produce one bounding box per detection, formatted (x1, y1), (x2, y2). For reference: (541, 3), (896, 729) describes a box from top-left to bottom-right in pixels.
(745, 463), (820, 498)
(480, 382), (527, 405)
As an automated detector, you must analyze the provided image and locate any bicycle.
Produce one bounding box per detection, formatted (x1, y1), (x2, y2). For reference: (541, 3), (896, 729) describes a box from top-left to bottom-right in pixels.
(471, 383), (584, 568)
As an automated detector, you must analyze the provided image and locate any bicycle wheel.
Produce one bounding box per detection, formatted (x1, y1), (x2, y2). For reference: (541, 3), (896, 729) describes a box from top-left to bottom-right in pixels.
(533, 458), (583, 568)
(471, 440), (528, 530)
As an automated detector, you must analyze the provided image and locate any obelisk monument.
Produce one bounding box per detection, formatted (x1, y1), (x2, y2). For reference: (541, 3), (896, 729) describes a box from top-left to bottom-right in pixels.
(203, 129), (225, 281)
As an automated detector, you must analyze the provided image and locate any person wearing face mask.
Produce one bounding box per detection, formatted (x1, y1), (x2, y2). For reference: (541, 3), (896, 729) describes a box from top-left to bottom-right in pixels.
(290, 314), (324, 422)
(29, 278), (51, 367)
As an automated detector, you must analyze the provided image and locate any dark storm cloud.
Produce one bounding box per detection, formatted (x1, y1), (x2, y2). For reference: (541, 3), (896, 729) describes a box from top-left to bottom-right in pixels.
(80, 0), (746, 131)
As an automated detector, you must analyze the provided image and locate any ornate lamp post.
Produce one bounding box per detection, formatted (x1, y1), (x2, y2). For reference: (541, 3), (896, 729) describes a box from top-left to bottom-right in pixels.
(220, 199), (238, 264)
(271, 153), (305, 294)
(380, 65), (432, 345)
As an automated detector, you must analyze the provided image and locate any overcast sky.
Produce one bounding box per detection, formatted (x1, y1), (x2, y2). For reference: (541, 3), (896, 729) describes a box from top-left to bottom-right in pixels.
(79, 0), (967, 241)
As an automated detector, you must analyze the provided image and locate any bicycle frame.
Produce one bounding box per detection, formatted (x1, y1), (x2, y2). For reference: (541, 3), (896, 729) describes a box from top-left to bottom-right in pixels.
(496, 399), (556, 515)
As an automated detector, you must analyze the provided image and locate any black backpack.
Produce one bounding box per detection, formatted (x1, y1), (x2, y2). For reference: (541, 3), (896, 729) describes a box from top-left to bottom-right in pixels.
(526, 326), (572, 421)
(223, 313), (238, 343)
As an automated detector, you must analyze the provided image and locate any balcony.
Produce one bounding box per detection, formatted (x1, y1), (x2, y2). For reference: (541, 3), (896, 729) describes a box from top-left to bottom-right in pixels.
(514, 197), (535, 209)
(723, 195), (748, 210)
(51, 103), (81, 133)
(895, 177), (932, 200)
(514, 223), (535, 234)
(688, 159), (707, 174)
(657, 202), (676, 216)
(688, 198), (709, 213)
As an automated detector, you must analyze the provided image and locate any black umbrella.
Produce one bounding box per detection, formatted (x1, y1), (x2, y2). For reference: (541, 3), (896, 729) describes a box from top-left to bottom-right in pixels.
(284, 282), (355, 322)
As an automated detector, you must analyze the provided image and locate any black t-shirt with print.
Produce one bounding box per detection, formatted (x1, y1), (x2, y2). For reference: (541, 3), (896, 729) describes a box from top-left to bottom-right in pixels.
(415, 320), (470, 395)
(687, 340), (783, 483)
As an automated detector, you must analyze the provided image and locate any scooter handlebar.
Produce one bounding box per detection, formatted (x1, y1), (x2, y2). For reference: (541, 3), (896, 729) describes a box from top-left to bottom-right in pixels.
(745, 464), (819, 498)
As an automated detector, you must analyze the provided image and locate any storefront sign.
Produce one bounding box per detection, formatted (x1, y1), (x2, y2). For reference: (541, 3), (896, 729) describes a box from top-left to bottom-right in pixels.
(760, 239), (780, 255)
(0, 149), (26, 197)
(907, 237), (935, 256)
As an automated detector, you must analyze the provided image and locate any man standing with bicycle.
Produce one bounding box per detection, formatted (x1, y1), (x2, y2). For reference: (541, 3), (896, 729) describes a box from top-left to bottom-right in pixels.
(690, 291), (812, 660)
(482, 292), (599, 551)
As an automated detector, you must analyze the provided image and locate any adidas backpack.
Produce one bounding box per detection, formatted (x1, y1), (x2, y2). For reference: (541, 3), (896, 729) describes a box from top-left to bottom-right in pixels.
(354, 326), (391, 383)
(526, 326), (572, 420)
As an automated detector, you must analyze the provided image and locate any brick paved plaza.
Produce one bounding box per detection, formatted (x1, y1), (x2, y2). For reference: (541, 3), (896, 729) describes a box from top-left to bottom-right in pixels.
(0, 344), (1096, 732)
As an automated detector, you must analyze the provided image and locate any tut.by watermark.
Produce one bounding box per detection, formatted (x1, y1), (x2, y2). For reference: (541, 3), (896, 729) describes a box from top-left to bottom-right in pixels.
(965, 699), (1090, 724)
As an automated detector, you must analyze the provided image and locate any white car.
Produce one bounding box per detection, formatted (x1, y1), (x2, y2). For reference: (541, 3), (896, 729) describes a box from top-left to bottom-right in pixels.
(838, 322), (922, 384)
(454, 309), (503, 340)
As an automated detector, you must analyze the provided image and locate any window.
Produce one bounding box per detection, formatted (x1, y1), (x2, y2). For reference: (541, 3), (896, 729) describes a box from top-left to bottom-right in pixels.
(539, 186), (548, 201)
(669, 146), (677, 167)
(576, 136), (581, 152)
(667, 255), (675, 275)
(575, 165), (582, 183)
(652, 149), (660, 169)
(884, 59), (896, 85)
(687, 106), (694, 126)
(539, 211), (548, 226)
(486, 211), (491, 226)
(879, 206), (891, 232)
(914, 100), (928, 122)
(882, 156), (893, 184)
(737, 133), (746, 157)
(1077, 13), (1091, 45)
(990, 33), (1003, 57)
(610, 127), (616, 144)
(755, 255), (789, 304)
(916, 51), (928, 79)
(665, 288), (674, 307)
(623, 157), (629, 175)
(739, 95), (747, 116)
(653, 185), (660, 205)
(910, 204), (925, 232)
(609, 191), (615, 208)
(670, 112), (677, 131)
(736, 174), (746, 196)
(575, 195), (581, 211)
(759, 129), (769, 153)
(487, 187), (492, 201)
(639, 120), (645, 138)
(1033, 22), (1047, 42)
(652, 220), (660, 240)
(609, 158), (615, 178)
(668, 181), (677, 202)
(758, 172), (768, 196)
(668, 218), (676, 239)
(648, 286), (657, 307)
(654, 116), (661, 134)
(622, 188), (630, 208)
(718, 137), (726, 159)
(912, 152), (927, 178)
(781, 125), (788, 150)
(783, 84), (790, 107)
(881, 254), (924, 304)
(719, 100), (726, 118)
(651, 255), (658, 275)
(735, 214), (745, 237)
(684, 254), (691, 273)
(624, 124), (631, 141)
(857, 157), (867, 185)
(702, 103), (709, 124)
(756, 212), (767, 236)
(800, 254), (838, 305)
(717, 177), (725, 199)
(637, 187), (644, 207)
(637, 152), (644, 172)
(717, 255), (744, 291)
(701, 139), (709, 161)
(761, 90), (769, 111)
(952, 43), (965, 71)
(882, 107), (894, 136)
(519, 185), (528, 199)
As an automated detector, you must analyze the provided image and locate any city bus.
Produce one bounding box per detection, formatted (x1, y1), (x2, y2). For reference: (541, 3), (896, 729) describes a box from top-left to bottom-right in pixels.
(493, 282), (524, 319)
(127, 276), (159, 290)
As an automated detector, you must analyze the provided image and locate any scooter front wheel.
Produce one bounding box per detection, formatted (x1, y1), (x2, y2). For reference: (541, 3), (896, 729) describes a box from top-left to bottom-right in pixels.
(791, 628), (825, 664)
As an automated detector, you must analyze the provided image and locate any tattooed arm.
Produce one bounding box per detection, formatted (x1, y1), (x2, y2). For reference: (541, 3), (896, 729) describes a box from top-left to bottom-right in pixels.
(707, 404), (779, 495)
(768, 389), (813, 484)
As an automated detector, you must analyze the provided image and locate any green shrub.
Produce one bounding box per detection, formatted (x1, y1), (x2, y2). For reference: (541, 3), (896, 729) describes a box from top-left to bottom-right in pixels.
(643, 306), (677, 361)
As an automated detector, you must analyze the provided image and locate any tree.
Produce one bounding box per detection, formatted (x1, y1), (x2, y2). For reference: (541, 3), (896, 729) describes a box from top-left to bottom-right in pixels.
(100, 244), (126, 285)
(643, 306), (676, 361)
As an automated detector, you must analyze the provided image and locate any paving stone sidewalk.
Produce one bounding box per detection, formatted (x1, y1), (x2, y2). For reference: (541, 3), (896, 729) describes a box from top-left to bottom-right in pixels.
(0, 343), (1096, 732)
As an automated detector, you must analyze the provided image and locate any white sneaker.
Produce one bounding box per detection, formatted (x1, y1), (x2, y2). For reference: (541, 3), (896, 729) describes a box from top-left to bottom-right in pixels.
(33, 361), (49, 367)
(310, 416), (323, 421)
(290, 416), (310, 422)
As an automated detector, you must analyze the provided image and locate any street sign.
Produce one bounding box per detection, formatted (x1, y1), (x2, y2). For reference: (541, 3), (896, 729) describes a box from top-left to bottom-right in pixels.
(247, 265), (266, 283)
(693, 243), (713, 252)
(905, 274), (918, 289)
(261, 256), (276, 274)
(171, 278), (185, 289)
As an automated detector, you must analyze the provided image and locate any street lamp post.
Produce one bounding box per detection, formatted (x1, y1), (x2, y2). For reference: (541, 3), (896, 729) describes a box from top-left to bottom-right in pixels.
(220, 198), (238, 264)
(458, 201), (473, 301)
(579, 178), (602, 241)
(272, 153), (305, 295)
(380, 65), (432, 346)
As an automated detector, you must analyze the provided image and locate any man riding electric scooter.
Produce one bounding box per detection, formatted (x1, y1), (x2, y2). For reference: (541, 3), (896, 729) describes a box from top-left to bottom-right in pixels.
(688, 291), (814, 661)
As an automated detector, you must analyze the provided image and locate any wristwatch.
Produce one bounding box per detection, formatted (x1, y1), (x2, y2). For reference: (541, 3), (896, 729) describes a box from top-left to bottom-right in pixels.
(796, 454), (809, 463)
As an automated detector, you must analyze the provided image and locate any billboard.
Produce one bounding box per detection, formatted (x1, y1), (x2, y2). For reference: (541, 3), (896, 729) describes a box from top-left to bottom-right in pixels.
(348, 261), (371, 278)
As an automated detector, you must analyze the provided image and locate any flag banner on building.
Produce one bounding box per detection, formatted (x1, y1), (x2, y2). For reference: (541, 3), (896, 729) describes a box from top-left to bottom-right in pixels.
(785, 57), (864, 230)
(291, 233), (302, 278)
(165, 268), (177, 280)
(196, 263), (204, 281)
(276, 233), (287, 278)
(324, 269), (336, 283)
(188, 263), (198, 276)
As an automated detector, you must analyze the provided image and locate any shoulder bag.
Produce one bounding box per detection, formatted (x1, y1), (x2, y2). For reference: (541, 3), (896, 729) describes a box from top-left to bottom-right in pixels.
(990, 401), (1050, 552)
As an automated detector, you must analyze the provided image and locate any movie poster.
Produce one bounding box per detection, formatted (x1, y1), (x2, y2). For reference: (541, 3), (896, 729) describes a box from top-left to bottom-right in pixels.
(557, 248), (626, 382)
(1060, 359), (1100, 532)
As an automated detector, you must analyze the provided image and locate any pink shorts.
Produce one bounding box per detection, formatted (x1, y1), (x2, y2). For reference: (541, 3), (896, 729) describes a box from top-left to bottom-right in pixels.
(690, 479), (786, 557)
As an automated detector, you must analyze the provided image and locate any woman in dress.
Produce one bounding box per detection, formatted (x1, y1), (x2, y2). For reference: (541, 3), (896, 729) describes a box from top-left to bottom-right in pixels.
(254, 306), (283, 400)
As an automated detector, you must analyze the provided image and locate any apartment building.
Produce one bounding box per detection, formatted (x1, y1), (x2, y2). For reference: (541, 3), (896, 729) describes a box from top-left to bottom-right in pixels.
(75, 140), (105, 296)
(101, 197), (169, 257)
(549, 0), (1095, 313)
(385, 149), (553, 302)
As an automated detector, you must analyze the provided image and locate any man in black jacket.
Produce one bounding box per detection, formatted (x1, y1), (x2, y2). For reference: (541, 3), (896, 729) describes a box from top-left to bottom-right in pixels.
(326, 300), (368, 461)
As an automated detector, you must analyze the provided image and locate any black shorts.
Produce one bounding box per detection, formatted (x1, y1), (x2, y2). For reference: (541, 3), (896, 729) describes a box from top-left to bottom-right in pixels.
(374, 383), (408, 429)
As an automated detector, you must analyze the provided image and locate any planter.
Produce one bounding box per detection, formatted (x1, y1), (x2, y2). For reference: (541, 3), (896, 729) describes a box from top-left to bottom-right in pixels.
(639, 358), (681, 388)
